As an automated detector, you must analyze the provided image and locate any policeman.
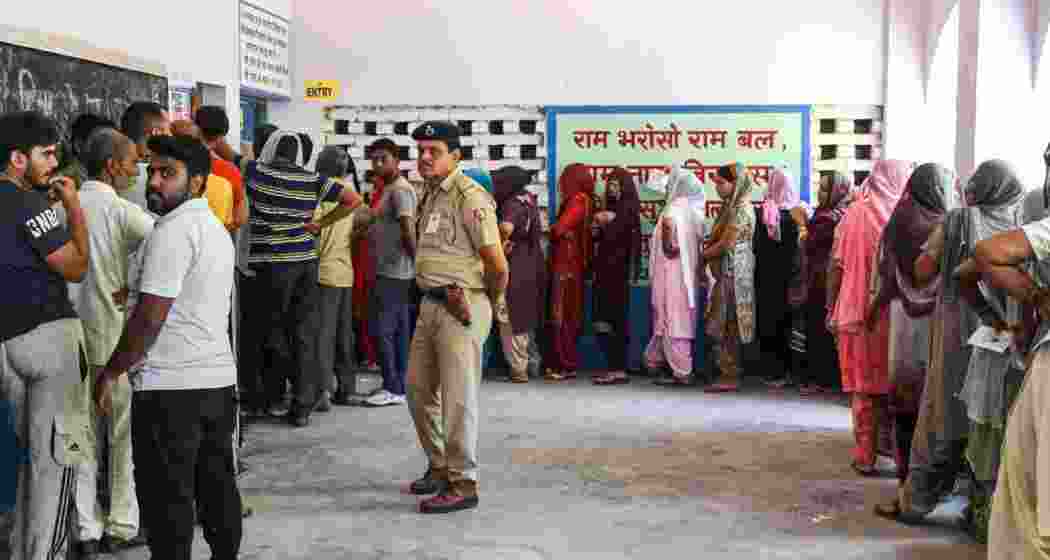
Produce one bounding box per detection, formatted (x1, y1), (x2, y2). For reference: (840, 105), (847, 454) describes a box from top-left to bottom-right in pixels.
(405, 121), (509, 514)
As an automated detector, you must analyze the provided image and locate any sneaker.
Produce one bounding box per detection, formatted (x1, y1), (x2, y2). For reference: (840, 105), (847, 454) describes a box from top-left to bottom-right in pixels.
(364, 390), (405, 407)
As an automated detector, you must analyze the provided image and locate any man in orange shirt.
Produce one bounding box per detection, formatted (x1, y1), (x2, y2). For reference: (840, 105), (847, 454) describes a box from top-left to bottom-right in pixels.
(196, 106), (247, 231)
(171, 120), (235, 229)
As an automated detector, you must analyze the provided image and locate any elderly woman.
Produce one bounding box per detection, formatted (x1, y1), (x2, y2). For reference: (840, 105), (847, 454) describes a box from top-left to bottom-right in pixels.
(544, 164), (595, 382)
(827, 160), (912, 476)
(703, 163), (756, 393)
(646, 164), (705, 386)
(963, 163), (1050, 559)
(491, 166), (546, 383)
(591, 168), (642, 385)
(878, 161), (1023, 530)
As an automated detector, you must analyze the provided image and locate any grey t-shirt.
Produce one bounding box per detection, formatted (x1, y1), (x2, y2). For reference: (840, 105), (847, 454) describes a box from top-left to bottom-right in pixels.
(370, 177), (417, 280)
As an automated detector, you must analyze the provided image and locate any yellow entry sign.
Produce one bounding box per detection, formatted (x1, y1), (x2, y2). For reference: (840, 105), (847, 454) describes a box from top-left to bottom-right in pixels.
(305, 80), (341, 101)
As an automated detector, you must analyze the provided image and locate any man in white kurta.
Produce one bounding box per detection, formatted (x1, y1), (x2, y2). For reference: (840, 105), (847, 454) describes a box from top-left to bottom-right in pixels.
(69, 128), (154, 554)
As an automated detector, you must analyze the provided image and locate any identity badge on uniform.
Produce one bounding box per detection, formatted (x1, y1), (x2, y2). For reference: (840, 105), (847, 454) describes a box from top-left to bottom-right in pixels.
(425, 213), (441, 235)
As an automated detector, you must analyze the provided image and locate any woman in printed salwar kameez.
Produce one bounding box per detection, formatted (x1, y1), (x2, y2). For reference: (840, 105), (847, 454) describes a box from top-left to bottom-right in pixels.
(703, 163), (756, 393)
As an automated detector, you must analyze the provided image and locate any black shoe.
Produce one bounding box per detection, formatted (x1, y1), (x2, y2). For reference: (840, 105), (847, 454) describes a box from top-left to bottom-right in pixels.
(315, 391), (332, 413)
(409, 468), (449, 495)
(332, 391), (353, 406)
(286, 409), (310, 428)
(78, 540), (102, 558)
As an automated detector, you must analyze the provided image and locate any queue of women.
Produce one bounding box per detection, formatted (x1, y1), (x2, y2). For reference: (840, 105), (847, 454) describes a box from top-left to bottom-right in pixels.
(540, 155), (1050, 552)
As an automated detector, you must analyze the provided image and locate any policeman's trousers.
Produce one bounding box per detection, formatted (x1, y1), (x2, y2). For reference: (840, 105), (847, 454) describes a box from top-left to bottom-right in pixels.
(407, 290), (491, 489)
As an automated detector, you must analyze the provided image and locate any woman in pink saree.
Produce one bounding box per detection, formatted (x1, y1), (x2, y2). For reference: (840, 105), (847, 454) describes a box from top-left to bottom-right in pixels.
(827, 159), (913, 475)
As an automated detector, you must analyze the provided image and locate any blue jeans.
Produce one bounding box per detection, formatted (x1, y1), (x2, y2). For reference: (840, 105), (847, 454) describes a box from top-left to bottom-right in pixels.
(371, 277), (415, 396)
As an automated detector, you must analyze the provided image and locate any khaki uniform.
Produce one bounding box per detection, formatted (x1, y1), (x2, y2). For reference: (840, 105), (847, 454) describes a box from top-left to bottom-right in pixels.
(407, 167), (500, 495)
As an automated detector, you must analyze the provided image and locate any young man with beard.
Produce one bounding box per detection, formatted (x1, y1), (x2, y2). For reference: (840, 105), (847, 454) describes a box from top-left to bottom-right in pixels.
(0, 110), (90, 560)
(70, 128), (154, 558)
(93, 135), (241, 560)
(405, 122), (508, 513)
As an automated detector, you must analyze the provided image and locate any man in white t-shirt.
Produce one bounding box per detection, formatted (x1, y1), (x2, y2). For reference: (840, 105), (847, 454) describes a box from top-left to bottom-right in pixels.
(93, 135), (240, 560)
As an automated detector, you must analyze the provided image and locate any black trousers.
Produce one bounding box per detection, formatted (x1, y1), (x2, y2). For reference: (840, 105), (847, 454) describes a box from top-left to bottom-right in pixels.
(132, 386), (242, 560)
(241, 261), (322, 411)
(596, 316), (629, 371)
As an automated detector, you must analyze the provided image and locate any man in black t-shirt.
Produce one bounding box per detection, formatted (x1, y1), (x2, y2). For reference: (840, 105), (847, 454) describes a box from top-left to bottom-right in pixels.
(0, 110), (91, 560)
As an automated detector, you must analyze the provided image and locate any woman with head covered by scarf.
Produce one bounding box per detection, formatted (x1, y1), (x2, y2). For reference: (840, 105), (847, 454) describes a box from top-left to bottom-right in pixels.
(703, 163), (756, 393)
(956, 158), (1050, 558)
(827, 159), (912, 476)
(491, 166), (546, 383)
(591, 167), (642, 385)
(544, 164), (595, 382)
(866, 163), (957, 485)
(645, 164), (705, 386)
(754, 167), (809, 388)
(878, 160), (1023, 529)
(462, 168), (502, 372)
(795, 172), (853, 395)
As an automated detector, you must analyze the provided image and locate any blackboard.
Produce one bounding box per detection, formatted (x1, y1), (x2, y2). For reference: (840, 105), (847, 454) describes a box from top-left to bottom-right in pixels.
(0, 41), (168, 143)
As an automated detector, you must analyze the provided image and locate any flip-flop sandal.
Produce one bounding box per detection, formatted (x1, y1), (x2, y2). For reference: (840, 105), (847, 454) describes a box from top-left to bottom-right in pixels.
(610, 375), (631, 385)
(562, 371), (578, 379)
(873, 500), (902, 520)
(592, 374), (615, 385)
(851, 461), (878, 477)
(544, 372), (565, 382)
(704, 384), (739, 393)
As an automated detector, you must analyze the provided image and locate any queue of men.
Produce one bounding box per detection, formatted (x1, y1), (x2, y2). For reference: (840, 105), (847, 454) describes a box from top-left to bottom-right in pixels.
(2, 104), (506, 559)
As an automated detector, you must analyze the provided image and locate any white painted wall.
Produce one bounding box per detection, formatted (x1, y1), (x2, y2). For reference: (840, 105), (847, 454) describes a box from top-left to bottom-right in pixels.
(273, 0), (887, 134)
(884, 0), (1050, 188)
(8, 0), (243, 142)
(974, 0), (1043, 186)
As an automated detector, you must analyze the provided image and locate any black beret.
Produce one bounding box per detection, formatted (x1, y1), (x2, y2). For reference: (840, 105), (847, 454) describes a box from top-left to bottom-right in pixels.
(411, 121), (461, 144)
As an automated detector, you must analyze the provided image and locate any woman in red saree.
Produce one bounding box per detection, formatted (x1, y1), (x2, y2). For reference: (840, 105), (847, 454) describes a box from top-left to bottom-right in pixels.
(544, 164), (595, 382)
(352, 176), (383, 370)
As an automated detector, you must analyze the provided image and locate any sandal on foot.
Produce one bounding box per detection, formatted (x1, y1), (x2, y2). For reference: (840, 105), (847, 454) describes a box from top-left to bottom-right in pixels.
(704, 383), (738, 393)
(851, 461), (878, 477)
(873, 500), (902, 520)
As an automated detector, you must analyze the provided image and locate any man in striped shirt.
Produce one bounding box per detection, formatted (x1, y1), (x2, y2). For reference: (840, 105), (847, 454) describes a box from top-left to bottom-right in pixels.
(241, 130), (363, 427)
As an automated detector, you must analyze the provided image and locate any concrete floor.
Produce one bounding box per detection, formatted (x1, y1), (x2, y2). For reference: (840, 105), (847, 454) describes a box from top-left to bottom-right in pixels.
(10, 375), (989, 559)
